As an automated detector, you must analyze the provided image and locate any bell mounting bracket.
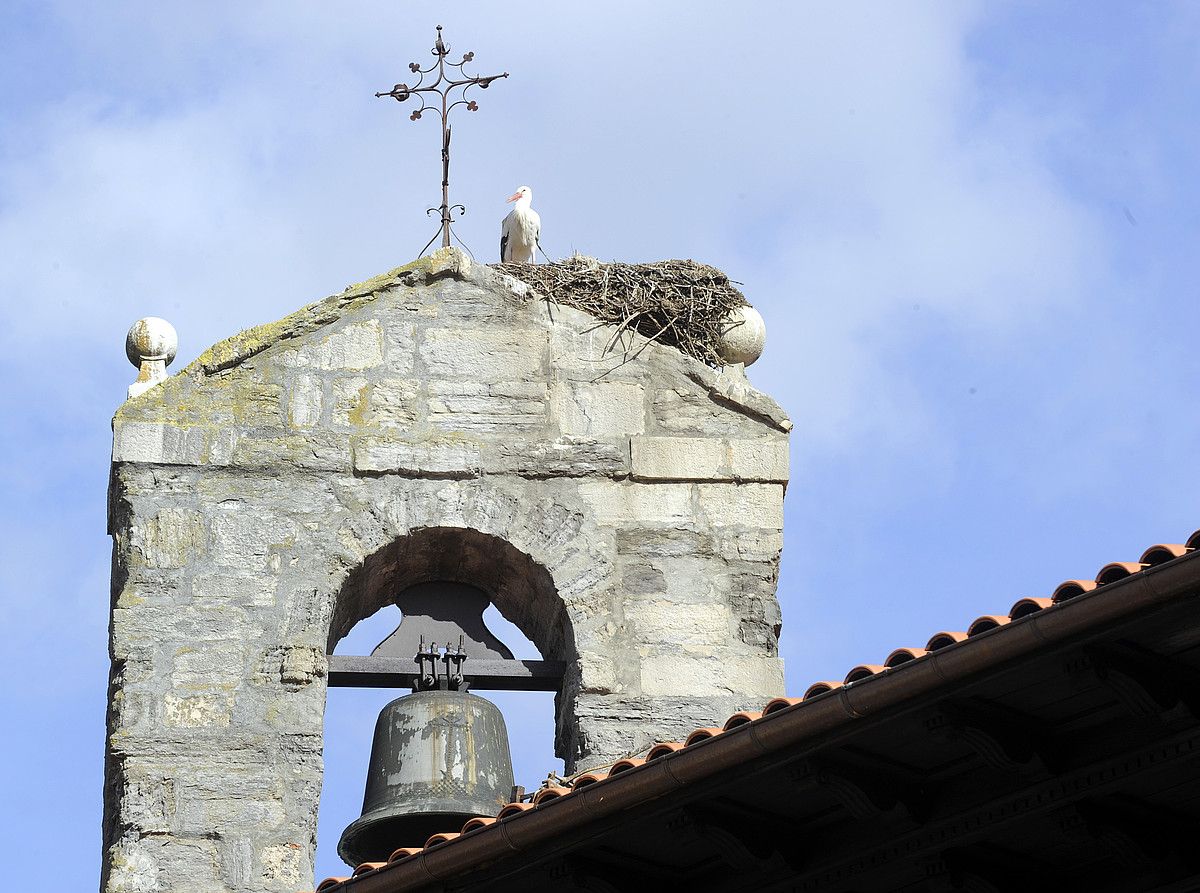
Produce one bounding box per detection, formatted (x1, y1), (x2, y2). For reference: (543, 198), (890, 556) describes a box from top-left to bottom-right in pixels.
(328, 581), (565, 693)
(414, 634), (469, 692)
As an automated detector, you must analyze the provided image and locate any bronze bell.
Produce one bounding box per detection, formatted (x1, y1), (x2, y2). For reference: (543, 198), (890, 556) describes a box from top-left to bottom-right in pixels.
(337, 685), (515, 866)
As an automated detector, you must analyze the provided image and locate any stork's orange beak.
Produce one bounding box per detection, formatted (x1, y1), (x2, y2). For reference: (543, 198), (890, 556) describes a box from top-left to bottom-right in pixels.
(506, 192), (521, 202)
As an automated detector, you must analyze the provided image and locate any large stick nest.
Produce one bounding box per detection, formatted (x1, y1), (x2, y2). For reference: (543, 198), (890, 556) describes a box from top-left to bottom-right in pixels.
(492, 257), (747, 367)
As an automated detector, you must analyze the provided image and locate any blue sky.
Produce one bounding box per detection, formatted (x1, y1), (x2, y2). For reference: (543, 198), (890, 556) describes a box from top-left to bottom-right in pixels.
(2, 2), (1198, 886)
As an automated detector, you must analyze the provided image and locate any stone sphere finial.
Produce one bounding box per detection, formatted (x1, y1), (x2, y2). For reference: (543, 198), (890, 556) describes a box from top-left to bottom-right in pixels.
(715, 304), (766, 367)
(125, 317), (178, 399)
(126, 317), (178, 368)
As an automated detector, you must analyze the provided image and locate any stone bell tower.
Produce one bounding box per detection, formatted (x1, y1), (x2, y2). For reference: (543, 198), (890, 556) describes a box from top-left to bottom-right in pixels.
(102, 248), (791, 892)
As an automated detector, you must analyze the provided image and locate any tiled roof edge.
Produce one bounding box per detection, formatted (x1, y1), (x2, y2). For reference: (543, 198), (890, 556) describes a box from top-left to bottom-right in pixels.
(317, 530), (1200, 892)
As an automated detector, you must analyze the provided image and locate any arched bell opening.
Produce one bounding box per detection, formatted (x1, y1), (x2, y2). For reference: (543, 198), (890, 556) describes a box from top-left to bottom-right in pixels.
(326, 525), (575, 667)
(316, 526), (571, 876)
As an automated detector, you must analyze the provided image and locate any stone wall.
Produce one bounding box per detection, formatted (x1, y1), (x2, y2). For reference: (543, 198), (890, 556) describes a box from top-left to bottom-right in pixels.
(103, 248), (791, 892)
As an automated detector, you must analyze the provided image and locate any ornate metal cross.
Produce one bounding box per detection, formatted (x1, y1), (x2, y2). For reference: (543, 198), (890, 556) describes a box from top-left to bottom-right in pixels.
(376, 25), (508, 255)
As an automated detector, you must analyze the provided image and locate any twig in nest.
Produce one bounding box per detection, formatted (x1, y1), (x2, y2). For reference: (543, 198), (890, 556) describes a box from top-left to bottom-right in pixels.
(493, 257), (747, 367)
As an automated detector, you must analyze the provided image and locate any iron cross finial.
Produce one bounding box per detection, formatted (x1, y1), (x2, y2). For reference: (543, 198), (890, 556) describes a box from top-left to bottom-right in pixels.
(376, 25), (509, 256)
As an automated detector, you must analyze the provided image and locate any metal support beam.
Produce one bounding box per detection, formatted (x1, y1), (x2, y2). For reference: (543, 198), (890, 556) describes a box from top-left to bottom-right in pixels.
(328, 654), (565, 691)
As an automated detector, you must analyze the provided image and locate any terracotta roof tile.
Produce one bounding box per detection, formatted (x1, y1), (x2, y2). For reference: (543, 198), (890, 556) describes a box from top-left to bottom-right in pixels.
(1140, 543), (1187, 565)
(497, 802), (533, 818)
(531, 785), (570, 805)
(1096, 561), (1147, 585)
(844, 664), (885, 683)
(314, 525), (1200, 893)
(884, 648), (926, 668)
(801, 682), (839, 700)
(608, 757), (645, 775)
(722, 710), (762, 730)
(925, 630), (966, 651)
(1051, 579), (1096, 603)
(646, 741), (684, 760)
(967, 614), (1009, 636)
(569, 770), (607, 789)
(764, 695), (805, 713)
(683, 727), (725, 747)
(1008, 597), (1051, 619)
(457, 817), (494, 835)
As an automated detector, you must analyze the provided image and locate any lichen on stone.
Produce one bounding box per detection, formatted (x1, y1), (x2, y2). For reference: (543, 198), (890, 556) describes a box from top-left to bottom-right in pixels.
(185, 252), (458, 377)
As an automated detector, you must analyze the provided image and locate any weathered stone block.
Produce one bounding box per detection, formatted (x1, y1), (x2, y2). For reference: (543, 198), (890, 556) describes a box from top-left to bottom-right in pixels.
(162, 693), (233, 728)
(311, 320), (383, 370)
(113, 422), (208, 465)
(639, 651), (785, 698)
(286, 375), (323, 428)
(352, 436), (482, 477)
(714, 528), (784, 561)
(107, 836), (222, 893)
(620, 563), (667, 595)
(279, 645), (326, 687)
(230, 432), (349, 472)
(105, 835), (161, 893)
(624, 599), (733, 646)
(728, 438), (790, 482)
(626, 554), (723, 606)
(192, 573), (277, 608)
(367, 377), (420, 427)
(486, 436), (628, 478)
(120, 768), (177, 834)
(426, 380), (548, 433)
(552, 380), (646, 436)
(419, 327), (547, 380)
(218, 838), (255, 890)
(630, 435), (723, 480)
(209, 506), (298, 571)
(615, 527), (715, 557)
(630, 435), (789, 482)
(177, 794), (287, 836)
(172, 644), (244, 689)
(230, 382), (286, 426)
(696, 483), (785, 528)
(577, 653), (620, 694)
(260, 843), (308, 887)
(577, 480), (694, 525)
(115, 603), (256, 650)
(381, 318), (416, 373)
(324, 378), (365, 434)
(651, 386), (740, 436)
(132, 508), (207, 568)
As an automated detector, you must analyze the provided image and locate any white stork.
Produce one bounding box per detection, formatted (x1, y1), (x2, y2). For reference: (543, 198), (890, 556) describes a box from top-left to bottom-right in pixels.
(500, 185), (541, 263)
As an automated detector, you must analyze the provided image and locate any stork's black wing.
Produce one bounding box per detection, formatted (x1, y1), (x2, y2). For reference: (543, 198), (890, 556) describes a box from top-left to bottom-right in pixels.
(500, 230), (509, 263)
